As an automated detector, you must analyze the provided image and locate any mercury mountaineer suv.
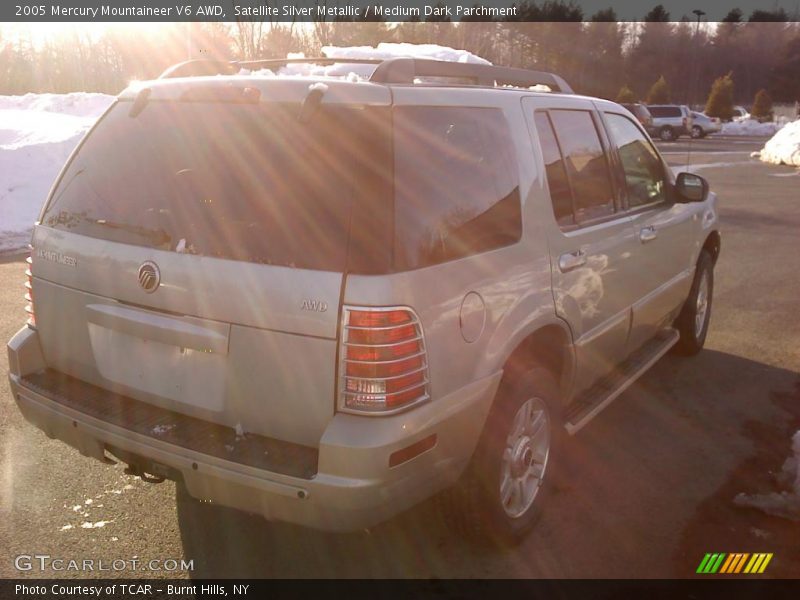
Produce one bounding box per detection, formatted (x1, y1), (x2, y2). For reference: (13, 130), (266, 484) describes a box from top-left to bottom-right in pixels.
(7, 57), (720, 544)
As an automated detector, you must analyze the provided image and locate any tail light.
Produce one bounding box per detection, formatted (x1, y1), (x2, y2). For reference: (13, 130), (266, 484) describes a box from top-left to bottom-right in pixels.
(683, 117), (688, 128)
(24, 248), (35, 327)
(339, 306), (429, 414)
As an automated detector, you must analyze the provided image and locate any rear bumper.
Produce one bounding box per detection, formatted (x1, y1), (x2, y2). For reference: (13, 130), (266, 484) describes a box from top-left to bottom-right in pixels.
(7, 326), (499, 532)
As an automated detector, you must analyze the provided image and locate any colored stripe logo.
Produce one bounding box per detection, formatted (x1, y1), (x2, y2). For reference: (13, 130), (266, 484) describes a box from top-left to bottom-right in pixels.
(696, 553), (773, 574)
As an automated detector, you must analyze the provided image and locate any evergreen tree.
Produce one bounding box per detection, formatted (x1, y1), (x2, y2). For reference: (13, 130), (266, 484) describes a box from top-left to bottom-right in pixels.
(646, 75), (670, 103)
(704, 73), (735, 120)
(616, 85), (636, 103)
(722, 8), (743, 23)
(644, 4), (670, 21)
(748, 8), (789, 22)
(591, 8), (617, 22)
(751, 89), (773, 121)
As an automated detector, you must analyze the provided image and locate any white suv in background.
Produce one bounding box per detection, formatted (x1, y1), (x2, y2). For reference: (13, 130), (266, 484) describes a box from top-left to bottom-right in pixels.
(647, 104), (694, 140)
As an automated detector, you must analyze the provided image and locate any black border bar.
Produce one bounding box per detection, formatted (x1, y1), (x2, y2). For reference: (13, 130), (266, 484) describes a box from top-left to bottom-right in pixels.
(4, 1), (800, 23)
(5, 579), (800, 600)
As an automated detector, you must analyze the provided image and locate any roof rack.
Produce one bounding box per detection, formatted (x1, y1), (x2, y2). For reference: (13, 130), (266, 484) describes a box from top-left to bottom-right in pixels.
(158, 57), (574, 94)
(158, 57), (384, 79)
(371, 58), (574, 93)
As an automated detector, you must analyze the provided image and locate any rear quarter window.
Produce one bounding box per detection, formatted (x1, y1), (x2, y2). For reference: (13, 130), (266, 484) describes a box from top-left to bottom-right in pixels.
(392, 106), (521, 270)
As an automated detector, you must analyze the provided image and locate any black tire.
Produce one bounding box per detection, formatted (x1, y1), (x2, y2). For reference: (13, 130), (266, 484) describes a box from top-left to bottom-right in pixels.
(438, 367), (562, 546)
(673, 250), (714, 356)
(691, 125), (704, 139)
(659, 126), (675, 141)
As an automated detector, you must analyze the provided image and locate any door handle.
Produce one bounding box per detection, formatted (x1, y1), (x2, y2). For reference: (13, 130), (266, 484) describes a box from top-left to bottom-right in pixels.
(559, 249), (587, 273)
(639, 226), (657, 243)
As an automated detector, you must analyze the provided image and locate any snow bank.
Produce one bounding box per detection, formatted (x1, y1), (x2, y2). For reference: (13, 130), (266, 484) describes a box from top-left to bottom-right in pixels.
(734, 430), (800, 521)
(755, 119), (800, 168)
(721, 118), (785, 137)
(0, 92), (114, 251)
(241, 43), (491, 80)
(0, 92), (114, 118)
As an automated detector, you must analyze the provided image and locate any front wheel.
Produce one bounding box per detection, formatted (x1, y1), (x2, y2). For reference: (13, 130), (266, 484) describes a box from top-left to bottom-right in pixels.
(673, 250), (714, 355)
(691, 125), (704, 139)
(438, 367), (562, 545)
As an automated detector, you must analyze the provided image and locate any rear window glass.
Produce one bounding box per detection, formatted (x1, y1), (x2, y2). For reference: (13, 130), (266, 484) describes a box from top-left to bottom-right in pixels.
(393, 106), (521, 270)
(42, 100), (390, 272)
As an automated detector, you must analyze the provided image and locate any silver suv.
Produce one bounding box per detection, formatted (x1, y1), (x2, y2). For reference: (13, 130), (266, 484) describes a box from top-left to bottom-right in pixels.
(7, 58), (720, 544)
(647, 104), (694, 141)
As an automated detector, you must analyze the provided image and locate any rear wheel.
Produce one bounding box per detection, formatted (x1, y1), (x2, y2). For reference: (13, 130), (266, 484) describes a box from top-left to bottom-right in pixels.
(673, 250), (714, 355)
(659, 126), (675, 141)
(438, 367), (562, 545)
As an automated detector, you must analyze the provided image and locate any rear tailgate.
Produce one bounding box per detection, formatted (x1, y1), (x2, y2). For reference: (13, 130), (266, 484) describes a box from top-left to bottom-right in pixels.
(29, 80), (392, 449)
(31, 230), (341, 448)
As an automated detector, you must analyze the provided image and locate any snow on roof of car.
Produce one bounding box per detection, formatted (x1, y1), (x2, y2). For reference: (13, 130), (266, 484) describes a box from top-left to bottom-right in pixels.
(237, 43), (491, 82)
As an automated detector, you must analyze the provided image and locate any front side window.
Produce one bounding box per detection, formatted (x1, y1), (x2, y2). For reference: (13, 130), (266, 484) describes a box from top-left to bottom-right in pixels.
(393, 106), (521, 270)
(548, 110), (615, 223)
(605, 113), (666, 208)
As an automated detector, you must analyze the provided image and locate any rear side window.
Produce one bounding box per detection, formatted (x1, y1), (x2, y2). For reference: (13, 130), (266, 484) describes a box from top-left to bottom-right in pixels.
(649, 106), (680, 118)
(393, 106), (521, 270)
(42, 100), (390, 272)
(548, 110), (615, 223)
(534, 112), (574, 226)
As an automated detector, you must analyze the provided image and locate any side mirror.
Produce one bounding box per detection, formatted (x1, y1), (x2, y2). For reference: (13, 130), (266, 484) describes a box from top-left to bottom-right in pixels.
(675, 172), (708, 203)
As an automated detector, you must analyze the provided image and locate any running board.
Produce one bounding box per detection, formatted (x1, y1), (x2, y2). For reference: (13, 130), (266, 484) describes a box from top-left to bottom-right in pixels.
(564, 328), (679, 435)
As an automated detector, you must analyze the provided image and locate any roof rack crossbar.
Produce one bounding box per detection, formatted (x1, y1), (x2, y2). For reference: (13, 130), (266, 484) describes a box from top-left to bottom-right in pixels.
(158, 57), (574, 94)
(369, 58), (574, 93)
(239, 57), (384, 69)
(159, 59), (237, 79)
(159, 57), (384, 79)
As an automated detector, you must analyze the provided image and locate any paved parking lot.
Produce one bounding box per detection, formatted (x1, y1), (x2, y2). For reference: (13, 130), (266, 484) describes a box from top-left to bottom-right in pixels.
(0, 135), (798, 578)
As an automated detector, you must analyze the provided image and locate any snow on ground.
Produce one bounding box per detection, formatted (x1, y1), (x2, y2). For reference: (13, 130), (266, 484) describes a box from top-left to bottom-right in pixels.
(721, 117), (787, 137)
(734, 430), (800, 521)
(240, 43), (491, 80)
(0, 92), (114, 252)
(669, 161), (743, 178)
(753, 119), (800, 168)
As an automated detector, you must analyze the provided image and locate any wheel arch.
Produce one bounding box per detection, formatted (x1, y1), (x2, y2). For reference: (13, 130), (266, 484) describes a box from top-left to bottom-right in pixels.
(702, 230), (721, 265)
(496, 321), (575, 408)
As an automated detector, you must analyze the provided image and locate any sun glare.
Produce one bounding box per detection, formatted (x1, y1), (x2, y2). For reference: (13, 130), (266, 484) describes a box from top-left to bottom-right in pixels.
(3, 22), (176, 45)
